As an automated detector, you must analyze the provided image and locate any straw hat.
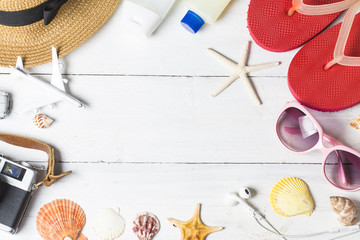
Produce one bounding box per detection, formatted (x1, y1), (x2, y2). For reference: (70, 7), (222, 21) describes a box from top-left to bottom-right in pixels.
(0, 0), (120, 68)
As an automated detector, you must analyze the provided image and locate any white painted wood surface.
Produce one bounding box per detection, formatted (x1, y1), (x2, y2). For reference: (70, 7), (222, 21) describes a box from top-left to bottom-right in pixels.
(0, 0), (360, 239)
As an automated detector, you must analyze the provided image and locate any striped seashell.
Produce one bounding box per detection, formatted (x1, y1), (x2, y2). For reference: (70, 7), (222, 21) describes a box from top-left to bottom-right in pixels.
(270, 177), (314, 217)
(33, 114), (54, 129)
(36, 199), (87, 240)
(330, 196), (358, 226)
(350, 115), (360, 129)
(133, 212), (160, 240)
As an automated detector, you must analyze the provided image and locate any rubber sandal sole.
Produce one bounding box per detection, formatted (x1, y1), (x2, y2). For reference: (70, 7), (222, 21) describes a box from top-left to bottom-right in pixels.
(247, 0), (343, 52)
(288, 14), (360, 112)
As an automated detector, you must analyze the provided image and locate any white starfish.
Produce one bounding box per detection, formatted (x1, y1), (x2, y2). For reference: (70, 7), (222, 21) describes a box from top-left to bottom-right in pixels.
(208, 41), (280, 105)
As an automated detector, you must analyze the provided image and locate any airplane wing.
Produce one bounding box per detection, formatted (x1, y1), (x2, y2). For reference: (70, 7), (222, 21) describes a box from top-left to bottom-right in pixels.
(15, 48), (65, 113)
(51, 46), (66, 91)
(13, 47), (80, 114)
(15, 95), (62, 114)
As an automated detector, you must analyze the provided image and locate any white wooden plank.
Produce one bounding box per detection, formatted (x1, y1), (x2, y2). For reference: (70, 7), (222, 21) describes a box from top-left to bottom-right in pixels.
(0, 163), (358, 240)
(0, 75), (359, 164)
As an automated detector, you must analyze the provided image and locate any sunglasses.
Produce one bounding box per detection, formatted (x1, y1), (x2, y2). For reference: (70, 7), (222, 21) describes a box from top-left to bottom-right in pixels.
(276, 101), (360, 191)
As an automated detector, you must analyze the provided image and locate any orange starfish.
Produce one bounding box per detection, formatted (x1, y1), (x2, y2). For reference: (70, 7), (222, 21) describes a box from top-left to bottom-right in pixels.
(168, 204), (224, 240)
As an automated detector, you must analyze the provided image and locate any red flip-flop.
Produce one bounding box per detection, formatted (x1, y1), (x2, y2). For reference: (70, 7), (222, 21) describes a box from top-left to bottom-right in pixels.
(247, 0), (356, 52)
(288, 2), (360, 111)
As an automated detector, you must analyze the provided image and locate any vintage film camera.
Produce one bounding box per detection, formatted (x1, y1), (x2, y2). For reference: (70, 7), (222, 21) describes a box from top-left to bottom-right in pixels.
(0, 155), (36, 234)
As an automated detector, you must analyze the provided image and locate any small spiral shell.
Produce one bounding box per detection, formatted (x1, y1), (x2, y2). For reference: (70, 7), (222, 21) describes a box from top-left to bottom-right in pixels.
(350, 115), (360, 130)
(33, 114), (54, 129)
(330, 196), (358, 226)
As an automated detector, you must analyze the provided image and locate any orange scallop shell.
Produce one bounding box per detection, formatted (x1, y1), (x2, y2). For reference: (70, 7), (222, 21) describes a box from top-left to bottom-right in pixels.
(36, 199), (87, 240)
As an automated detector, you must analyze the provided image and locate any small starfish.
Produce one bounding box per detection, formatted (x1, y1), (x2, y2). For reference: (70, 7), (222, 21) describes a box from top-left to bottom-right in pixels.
(168, 203), (223, 240)
(208, 41), (280, 104)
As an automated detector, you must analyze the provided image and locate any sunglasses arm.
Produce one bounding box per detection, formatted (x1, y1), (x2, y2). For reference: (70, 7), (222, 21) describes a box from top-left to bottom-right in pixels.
(323, 134), (348, 187)
(323, 134), (342, 146)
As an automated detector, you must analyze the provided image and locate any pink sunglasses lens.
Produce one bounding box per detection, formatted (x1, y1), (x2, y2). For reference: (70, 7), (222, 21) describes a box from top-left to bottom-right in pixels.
(277, 107), (319, 152)
(324, 150), (360, 190)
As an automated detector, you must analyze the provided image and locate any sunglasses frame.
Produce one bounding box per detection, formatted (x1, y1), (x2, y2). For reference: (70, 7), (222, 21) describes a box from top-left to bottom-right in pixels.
(276, 101), (360, 191)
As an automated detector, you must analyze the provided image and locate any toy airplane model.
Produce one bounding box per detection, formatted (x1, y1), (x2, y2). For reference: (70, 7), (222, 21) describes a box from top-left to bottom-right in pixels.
(9, 46), (85, 113)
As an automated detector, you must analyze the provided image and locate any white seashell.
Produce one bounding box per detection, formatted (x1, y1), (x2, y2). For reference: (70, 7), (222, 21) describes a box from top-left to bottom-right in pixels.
(133, 212), (160, 240)
(33, 114), (54, 129)
(330, 196), (358, 226)
(93, 208), (126, 240)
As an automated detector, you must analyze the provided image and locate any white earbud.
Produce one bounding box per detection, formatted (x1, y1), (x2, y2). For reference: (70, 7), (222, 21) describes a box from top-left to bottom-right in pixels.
(224, 187), (252, 206)
(239, 187), (251, 199)
(225, 187), (262, 219)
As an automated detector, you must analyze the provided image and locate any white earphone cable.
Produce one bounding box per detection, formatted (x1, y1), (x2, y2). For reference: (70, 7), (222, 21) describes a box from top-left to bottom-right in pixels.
(255, 218), (360, 238)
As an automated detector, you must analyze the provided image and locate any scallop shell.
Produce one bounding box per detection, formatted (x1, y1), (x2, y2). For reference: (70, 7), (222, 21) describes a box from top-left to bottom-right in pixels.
(330, 196), (358, 226)
(92, 208), (126, 240)
(350, 115), (360, 129)
(270, 177), (314, 217)
(33, 114), (54, 129)
(36, 199), (87, 240)
(133, 212), (160, 240)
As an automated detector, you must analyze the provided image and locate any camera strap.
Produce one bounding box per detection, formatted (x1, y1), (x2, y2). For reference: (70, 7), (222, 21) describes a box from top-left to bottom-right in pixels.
(0, 133), (72, 188)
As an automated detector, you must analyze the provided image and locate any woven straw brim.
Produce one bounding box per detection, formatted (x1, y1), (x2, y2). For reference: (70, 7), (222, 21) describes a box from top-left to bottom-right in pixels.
(0, 0), (120, 68)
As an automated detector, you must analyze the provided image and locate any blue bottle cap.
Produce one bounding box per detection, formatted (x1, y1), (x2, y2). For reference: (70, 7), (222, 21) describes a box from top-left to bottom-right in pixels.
(181, 10), (205, 34)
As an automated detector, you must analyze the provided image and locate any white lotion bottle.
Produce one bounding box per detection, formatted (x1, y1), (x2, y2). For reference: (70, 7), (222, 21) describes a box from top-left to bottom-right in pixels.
(119, 0), (176, 37)
(181, 0), (232, 33)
